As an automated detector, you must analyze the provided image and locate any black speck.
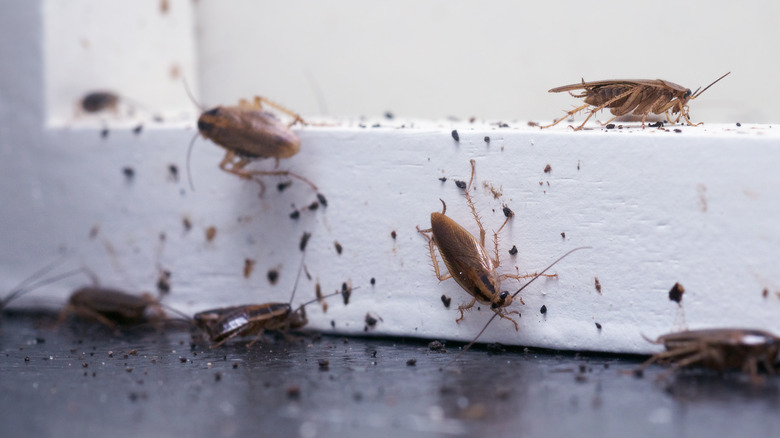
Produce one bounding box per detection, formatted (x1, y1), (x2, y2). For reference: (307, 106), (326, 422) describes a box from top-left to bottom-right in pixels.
(267, 269), (279, 285)
(132, 124), (143, 135)
(334, 241), (343, 255)
(561, 232), (566, 239)
(317, 193), (328, 207)
(391, 230), (397, 240)
(290, 210), (300, 220)
(508, 245), (518, 256)
(455, 180), (467, 189)
(299, 232), (311, 251)
(502, 205), (514, 218)
(178, 357), (186, 363)
(736, 122), (742, 127)
(101, 128), (110, 138)
(277, 181), (292, 192)
(341, 283), (352, 305)
(669, 282), (685, 304)
(168, 164), (178, 181)
(486, 343), (506, 354)
(318, 359), (329, 369)
(406, 358), (417, 366)
(365, 314), (378, 327)
(122, 167), (135, 180)
(286, 386), (301, 399)
(674, 128), (682, 133)
(595, 322), (602, 330)
(384, 111), (394, 120)
(605, 124), (615, 129)
(540, 305), (547, 314)
(451, 130), (460, 142)
(371, 123), (381, 128)
(648, 121), (663, 128)
(544, 164), (552, 173)
(308, 202), (319, 211)
(232, 362), (239, 369)
(370, 277), (376, 286)
(498, 122), (509, 128)
(441, 294), (451, 308)
(24, 356), (30, 362)
(439, 176), (447, 182)
(484, 136), (490, 143)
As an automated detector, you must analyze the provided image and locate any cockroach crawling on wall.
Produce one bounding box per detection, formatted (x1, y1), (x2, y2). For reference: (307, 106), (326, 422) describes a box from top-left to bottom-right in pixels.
(184, 85), (320, 197)
(417, 159), (571, 331)
(542, 72), (730, 131)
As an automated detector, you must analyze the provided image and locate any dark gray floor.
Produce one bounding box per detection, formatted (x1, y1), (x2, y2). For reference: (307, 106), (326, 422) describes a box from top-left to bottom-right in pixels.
(2, 310), (779, 438)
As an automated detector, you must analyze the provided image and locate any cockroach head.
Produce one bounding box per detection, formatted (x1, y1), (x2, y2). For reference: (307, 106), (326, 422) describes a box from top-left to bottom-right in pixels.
(492, 291), (512, 309)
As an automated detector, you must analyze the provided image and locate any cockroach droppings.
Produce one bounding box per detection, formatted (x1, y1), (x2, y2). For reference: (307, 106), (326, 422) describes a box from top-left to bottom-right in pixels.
(370, 277), (376, 286)
(205, 226), (217, 242)
(736, 122), (742, 127)
(540, 305), (547, 315)
(299, 232), (311, 251)
(441, 294), (452, 308)
(308, 201), (319, 211)
(168, 164), (178, 181)
(502, 205), (514, 218)
(451, 130), (460, 142)
(455, 180), (467, 189)
(439, 177), (447, 182)
(157, 270), (171, 294)
(763, 288), (769, 298)
(595, 322), (602, 330)
(406, 358), (417, 366)
(594, 277), (602, 294)
(317, 193), (328, 207)
(286, 386), (301, 400)
(122, 167), (135, 180)
(277, 181), (292, 192)
(290, 210), (300, 220)
(668, 282), (685, 304)
(334, 241), (343, 255)
(484, 136), (490, 143)
(318, 359), (329, 369)
(674, 128), (682, 133)
(243, 259), (256, 279)
(182, 217), (192, 232)
(365, 313), (379, 328)
(341, 283), (352, 305)
(132, 124), (143, 135)
(508, 245), (518, 256)
(267, 269), (279, 285)
(605, 124), (616, 130)
(391, 230), (397, 240)
(544, 164), (552, 173)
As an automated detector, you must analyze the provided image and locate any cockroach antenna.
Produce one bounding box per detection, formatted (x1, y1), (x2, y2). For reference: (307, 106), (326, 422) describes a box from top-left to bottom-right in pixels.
(182, 77), (205, 191)
(441, 246), (591, 370)
(692, 72), (731, 99)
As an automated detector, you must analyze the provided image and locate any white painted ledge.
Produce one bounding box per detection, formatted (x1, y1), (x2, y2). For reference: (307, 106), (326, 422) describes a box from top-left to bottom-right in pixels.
(2, 116), (779, 355)
(2, 0), (780, 355)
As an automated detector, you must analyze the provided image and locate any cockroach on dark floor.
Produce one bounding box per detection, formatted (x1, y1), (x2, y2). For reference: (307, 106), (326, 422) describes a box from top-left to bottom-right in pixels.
(185, 87), (319, 196)
(542, 72), (730, 131)
(193, 234), (341, 348)
(416, 159), (558, 330)
(635, 328), (780, 383)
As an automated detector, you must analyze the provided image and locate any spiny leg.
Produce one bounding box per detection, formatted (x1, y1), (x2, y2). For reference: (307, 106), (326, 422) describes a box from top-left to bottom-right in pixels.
(542, 103), (591, 129)
(494, 309), (520, 331)
(416, 226), (452, 282)
(252, 96), (307, 127)
(464, 159), (487, 247)
(456, 296), (478, 323)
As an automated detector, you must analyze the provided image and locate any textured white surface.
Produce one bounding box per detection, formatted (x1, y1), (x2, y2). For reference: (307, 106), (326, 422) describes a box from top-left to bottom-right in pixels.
(2, 0), (780, 355)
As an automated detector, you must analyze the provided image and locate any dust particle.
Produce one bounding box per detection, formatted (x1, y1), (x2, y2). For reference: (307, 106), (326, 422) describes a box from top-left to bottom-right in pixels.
(205, 226), (217, 242)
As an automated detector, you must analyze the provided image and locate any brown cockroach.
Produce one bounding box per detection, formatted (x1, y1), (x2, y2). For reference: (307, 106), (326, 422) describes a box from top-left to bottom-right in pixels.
(635, 328), (780, 383)
(542, 72), (730, 131)
(80, 91), (120, 113)
(186, 88), (319, 196)
(417, 159), (559, 331)
(59, 288), (167, 330)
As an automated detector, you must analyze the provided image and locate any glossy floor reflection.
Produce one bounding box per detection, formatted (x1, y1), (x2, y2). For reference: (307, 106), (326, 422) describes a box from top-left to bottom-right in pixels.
(2, 310), (779, 438)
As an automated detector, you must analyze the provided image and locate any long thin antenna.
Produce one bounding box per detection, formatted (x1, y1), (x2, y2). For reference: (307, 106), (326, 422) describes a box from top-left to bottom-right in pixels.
(442, 246), (591, 369)
(2, 268), (85, 309)
(692, 72), (731, 99)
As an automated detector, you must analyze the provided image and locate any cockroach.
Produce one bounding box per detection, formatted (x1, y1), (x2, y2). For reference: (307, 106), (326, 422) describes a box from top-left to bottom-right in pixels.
(635, 328), (780, 383)
(80, 91), (120, 113)
(59, 287), (166, 329)
(185, 86), (319, 196)
(193, 235), (340, 347)
(443, 247), (590, 368)
(417, 159), (558, 330)
(542, 72), (730, 131)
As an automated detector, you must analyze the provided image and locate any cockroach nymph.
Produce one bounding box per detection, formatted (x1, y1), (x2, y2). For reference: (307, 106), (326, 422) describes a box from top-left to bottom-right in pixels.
(542, 72), (730, 130)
